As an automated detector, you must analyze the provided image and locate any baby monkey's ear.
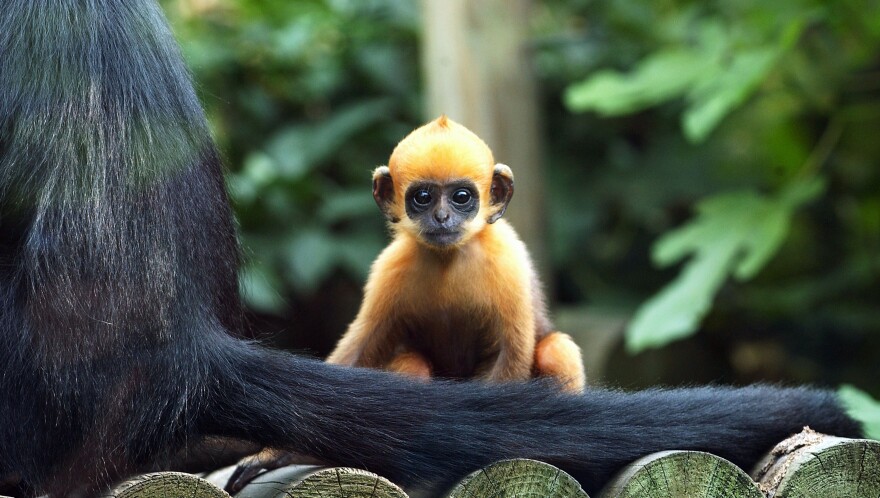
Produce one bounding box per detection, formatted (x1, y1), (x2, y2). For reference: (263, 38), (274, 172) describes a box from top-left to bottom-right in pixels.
(487, 164), (514, 224)
(372, 166), (399, 223)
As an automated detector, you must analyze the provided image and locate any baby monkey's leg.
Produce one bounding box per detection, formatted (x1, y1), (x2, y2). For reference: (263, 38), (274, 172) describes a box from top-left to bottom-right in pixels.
(533, 332), (585, 392)
(386, 351), (433, 379)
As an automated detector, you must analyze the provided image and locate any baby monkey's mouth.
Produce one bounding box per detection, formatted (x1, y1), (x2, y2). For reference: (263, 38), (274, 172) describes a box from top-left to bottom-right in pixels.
(423, 228), (462, 247)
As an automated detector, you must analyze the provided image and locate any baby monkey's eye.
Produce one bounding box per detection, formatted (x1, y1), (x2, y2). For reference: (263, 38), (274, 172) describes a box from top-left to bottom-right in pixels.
(451, 189), (471, 205)
(413, 189), (432, 205)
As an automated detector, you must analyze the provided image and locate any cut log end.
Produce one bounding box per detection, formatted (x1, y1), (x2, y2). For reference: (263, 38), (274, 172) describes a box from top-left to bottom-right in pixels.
(598, 450), (763, 498)
(752, 427), (880, 498)
(230, 465), (407, 498)
(448, 458), (588, 498)
(107, 472), (229, 498)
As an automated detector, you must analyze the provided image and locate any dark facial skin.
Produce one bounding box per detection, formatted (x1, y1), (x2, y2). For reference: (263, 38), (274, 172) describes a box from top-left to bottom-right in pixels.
(405, 180), (479, 247)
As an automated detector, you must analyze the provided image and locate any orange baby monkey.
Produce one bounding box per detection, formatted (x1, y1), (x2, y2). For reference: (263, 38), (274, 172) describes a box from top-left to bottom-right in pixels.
(327, 116), (585, 392)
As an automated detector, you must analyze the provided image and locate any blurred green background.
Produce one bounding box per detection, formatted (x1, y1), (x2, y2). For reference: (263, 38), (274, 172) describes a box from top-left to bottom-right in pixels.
(159, 0), (879, 434)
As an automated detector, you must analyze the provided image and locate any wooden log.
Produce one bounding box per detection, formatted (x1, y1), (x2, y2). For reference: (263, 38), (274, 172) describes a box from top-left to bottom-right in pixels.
(200, 464), (238, 490)
(752, 427), (880, 497)
(227, 465), (407, 498)
(598, 451), (762, 498)
(447, 458), (588, 497)
(106, 472), (229, 498)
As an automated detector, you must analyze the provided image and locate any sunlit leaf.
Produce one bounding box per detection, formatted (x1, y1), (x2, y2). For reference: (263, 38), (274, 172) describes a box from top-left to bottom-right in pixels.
(243, 151), (278, 184)
(318, 189), (378, 223)
(266, 98), (394, 179)
(566, 15), (809, 143)
(272, 20), (316, 59)
(731, 203), (789, 280)
(239, 262), (286, 313)
(839, 385), (880, 440)
(284, 229), (339, 293)
(564, 49), (710, 115)
(228, 152), (279, 204)
(778, 176), (826, 209)
(683, 47), (780, 142)
(735, 178), (825, 279)
(627, 250), (732, 351)
(627, 181), (825, 352)
(266, 127), (312, 179)
(336, 230), (387, 279)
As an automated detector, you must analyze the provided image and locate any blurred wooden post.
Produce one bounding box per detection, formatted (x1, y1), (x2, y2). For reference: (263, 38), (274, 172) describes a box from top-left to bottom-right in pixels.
(421, 0), (547, 272)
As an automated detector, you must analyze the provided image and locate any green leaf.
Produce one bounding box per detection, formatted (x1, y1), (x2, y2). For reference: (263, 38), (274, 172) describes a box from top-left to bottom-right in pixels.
(265, 127), (312, 179)
(734, 179), (825, 279)
(778, 176), (826, 209)
(239, 262), (286, 313)
(318, 189), (378, 223)
(243, 151), (279, 184)
(284, 229), (339, 293)
(228, 152), (279, 205)
(683, 47), (780, 142)
(731, 201), (789, 280)
(652, 191), (775, 270)
(267, 98), (395, 179)
(627, 250), (732, 351)
(839, 385), (880, 440)
(564, 49), (710, 116)
(566, 14), (809, 143)
(335, 230), (386, 279)
(627, 182), (825, 352)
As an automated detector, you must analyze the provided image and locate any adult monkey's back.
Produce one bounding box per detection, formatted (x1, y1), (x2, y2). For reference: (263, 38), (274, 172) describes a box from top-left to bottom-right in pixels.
(0, 1), (862, 496)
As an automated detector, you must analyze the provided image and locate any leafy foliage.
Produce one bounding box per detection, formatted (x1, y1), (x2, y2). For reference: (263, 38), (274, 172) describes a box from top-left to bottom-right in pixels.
(566, 42), (783, 143)
(627, 180), (824, 351)
(839, 385), (880, 440)
(564, 4), (809, 143)
(557, 0), (880, 352)
(162, 0), (421, 311)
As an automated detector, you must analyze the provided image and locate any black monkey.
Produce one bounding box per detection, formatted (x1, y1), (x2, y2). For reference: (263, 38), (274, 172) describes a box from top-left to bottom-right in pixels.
(0, 1), (862, 496)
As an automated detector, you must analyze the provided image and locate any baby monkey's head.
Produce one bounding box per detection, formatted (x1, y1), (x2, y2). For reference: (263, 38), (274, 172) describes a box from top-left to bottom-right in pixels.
(372, 115), (514, 249)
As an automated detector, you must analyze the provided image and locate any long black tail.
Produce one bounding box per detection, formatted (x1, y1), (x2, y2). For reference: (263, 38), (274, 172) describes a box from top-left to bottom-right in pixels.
(205, 341), (863, 495)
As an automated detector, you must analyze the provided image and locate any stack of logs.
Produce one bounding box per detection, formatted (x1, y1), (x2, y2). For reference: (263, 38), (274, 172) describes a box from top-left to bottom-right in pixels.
(99, 428), (878, 498)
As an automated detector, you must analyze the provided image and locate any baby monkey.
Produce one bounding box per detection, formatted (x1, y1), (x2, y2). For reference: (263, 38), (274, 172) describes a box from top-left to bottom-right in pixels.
(328, 116), (585, 391)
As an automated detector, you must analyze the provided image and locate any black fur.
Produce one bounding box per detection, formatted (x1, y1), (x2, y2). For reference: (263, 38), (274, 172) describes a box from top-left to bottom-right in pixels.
(0, 1), (862, 496)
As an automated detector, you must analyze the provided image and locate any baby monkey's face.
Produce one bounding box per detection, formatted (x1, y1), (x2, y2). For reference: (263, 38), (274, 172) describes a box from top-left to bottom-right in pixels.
(404, 179), (480, 247)
(372, 115), (515, 249)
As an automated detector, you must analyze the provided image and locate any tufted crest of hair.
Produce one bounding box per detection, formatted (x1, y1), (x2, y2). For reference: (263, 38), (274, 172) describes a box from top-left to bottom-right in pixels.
(387, 116), (495, 207)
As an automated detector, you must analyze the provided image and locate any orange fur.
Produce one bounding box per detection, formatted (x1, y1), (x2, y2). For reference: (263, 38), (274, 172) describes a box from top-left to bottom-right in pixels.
(384, 116), (498, 243)
(534, 332), (586, 392)
(386, 352), (433, 379)
(327, 116), (585, 391)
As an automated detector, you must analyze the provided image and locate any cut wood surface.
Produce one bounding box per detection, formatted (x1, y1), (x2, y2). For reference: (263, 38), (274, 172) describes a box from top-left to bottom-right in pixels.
(100, 433), (880, 497)
(106, 472), (229, 498)
(598, 450), (763, 498)
(223, 465), (407, 498)
(752, 427), (880, 498)
(447, 458), (588, 498)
